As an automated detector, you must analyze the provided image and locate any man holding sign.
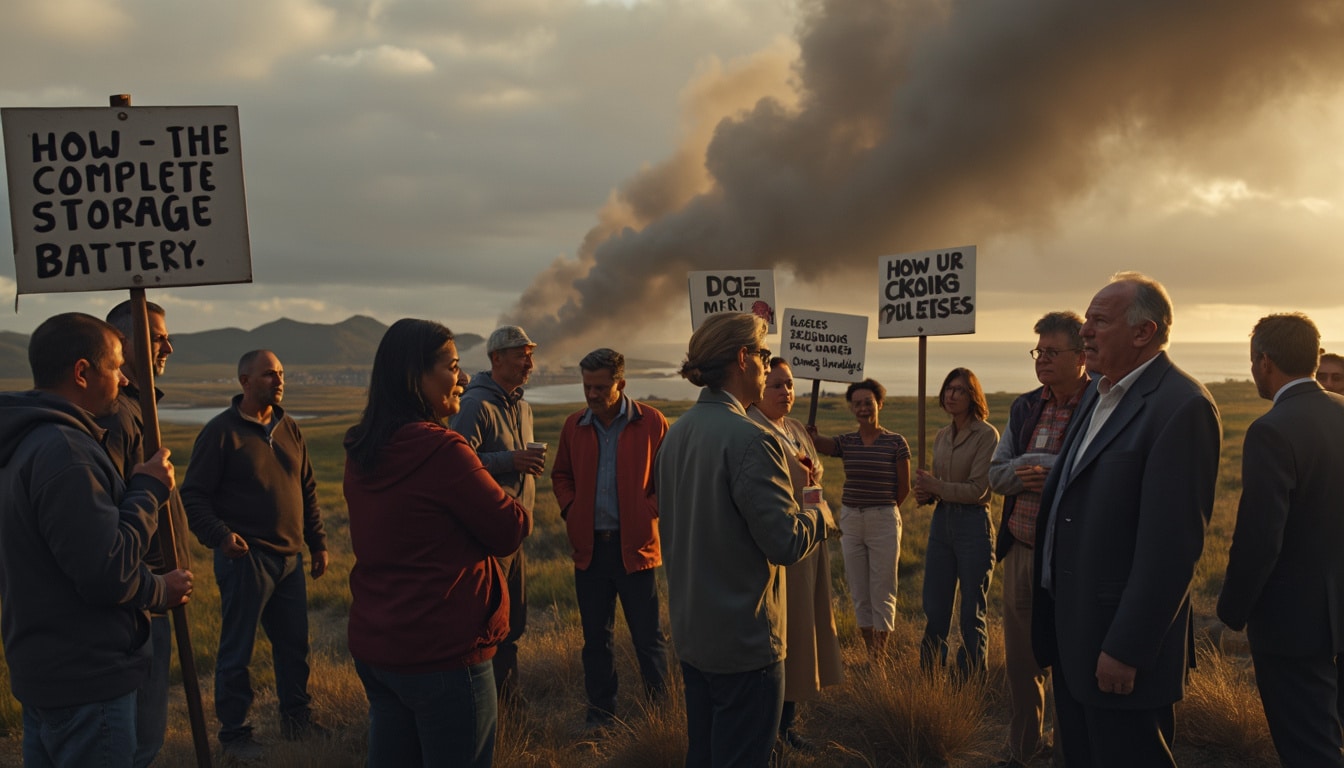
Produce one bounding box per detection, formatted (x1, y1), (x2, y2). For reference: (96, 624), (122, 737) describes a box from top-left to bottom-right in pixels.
(98, 299), (194, 768)
(0, 313), (192, 768)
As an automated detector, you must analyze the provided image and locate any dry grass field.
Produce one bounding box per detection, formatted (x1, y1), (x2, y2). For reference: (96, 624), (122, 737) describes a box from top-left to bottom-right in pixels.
(0, 377), (1281, 767)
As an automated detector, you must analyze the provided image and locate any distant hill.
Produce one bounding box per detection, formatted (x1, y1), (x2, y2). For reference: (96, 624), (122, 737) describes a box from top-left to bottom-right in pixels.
(0, 316), (486, 375)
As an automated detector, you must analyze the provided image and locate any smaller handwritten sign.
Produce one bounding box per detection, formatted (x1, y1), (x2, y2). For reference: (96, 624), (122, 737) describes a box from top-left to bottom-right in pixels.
(782, 308), (868, 383)
(688, 269), (776, 333)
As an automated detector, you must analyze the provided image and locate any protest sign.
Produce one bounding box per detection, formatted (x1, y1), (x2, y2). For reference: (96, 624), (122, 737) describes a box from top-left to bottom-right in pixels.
(783, 308), (868, 383)
(3, 105), (251, 294)
(688, 269), (776, 332)
(876, 245), (976, 338)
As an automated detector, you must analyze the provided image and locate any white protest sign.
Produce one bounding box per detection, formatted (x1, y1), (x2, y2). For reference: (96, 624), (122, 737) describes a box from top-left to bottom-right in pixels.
(688, 269), (776, 333)
(877, 245), (976, 338)
(782, 308), (868, 383)
(2, 105), (252, 294)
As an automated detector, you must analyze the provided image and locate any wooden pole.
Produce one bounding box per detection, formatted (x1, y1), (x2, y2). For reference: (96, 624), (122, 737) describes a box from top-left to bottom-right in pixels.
(917, 335), (927, 469)
(115, 94), (213, 768)
(807, 379), (821, 427)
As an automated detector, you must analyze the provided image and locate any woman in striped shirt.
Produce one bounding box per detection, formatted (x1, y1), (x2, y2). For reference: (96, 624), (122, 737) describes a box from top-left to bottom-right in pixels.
(809, 378), (910, 657)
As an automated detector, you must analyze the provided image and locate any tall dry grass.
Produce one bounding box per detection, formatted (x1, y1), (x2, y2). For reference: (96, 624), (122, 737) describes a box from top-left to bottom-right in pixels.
(1174, 641), (1277, 767)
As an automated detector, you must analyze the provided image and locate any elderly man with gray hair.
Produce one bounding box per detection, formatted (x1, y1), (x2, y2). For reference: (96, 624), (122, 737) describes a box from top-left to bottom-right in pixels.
(1032, 273), (1220, 768)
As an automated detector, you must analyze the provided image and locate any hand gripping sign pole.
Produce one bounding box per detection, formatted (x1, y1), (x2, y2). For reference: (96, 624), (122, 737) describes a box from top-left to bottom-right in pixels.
(109, 95), (213, 768)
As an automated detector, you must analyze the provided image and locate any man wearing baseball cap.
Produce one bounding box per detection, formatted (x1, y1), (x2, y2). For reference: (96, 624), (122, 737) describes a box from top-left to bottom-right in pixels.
(451, 326), (544, 703)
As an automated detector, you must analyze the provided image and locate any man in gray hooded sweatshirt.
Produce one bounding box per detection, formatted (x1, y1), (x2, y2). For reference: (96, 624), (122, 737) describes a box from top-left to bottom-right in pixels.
(451, 325), (544, 701)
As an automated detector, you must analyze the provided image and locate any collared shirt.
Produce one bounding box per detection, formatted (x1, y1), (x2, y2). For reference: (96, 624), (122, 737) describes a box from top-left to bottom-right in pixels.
(1274, 377), (1317, 404)
(1007, 384), (1085, 545)
(1072, 354), (1161, 468)
(1044, 354), (1160, 590)
(579, 395), (630, 531)
(236, 404), (279, 439)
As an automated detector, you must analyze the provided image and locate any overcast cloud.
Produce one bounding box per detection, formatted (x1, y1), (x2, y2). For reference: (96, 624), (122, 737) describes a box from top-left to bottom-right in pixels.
(2, 0), (1342, 359)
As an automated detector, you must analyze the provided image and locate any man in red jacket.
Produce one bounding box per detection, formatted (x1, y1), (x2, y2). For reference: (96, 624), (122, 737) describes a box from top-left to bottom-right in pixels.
(552, 348), (670, 731)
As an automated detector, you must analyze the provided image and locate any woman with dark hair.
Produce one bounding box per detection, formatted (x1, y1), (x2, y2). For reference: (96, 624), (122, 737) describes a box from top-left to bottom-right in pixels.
(343, 318), (527, 768)
(809, 377), (910, 658)
(914, 367), (999, 679)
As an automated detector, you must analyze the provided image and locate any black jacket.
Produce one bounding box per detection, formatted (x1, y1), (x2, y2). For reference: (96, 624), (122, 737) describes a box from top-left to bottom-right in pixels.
(0, 391), (169, 707)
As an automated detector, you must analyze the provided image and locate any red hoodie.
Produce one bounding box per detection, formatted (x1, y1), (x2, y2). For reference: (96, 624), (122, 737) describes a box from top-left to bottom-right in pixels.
(345, 421), (527, 672)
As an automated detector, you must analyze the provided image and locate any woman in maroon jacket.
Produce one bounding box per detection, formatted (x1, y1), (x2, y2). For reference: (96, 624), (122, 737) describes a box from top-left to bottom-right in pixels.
(344, 319), (528, 768)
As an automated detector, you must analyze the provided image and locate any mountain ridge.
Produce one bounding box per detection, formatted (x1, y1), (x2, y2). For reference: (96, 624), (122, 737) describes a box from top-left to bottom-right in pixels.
(0, 316), (486, 378)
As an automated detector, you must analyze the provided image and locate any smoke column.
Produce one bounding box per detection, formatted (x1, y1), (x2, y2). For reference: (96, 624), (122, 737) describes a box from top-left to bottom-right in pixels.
(504, 0), (1344, 354)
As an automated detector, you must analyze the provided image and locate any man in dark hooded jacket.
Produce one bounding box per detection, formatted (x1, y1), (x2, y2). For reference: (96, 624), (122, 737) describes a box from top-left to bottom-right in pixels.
(0, 312), (192, 767)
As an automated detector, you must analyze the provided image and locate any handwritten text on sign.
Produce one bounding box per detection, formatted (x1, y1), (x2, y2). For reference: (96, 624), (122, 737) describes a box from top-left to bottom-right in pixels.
(877, 245), (976, 338)
(687, 269), (777, 333)
(2, 105), (252, 294)
(783, 309), (868, 383)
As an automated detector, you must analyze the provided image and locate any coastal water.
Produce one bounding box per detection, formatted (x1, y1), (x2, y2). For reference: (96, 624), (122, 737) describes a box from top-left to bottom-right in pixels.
(152, 341), (1284, 421)
(523, 340), (1264, 405)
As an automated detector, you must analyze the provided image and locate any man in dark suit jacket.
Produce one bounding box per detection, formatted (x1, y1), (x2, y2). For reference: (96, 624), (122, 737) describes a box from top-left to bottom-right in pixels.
(1217, 313), (1344, 767)
(1032, 272), (1221, 767)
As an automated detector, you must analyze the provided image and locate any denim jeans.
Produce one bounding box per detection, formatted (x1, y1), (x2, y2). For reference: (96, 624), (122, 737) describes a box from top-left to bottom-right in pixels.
(355, 659), (497, 768)
(575, 536), (668, 722)
(921, 501), (994, 678)
(681, 660), (784, 767)
(23, 690), (138, 768)
(133, 614), (172, 767)
(214, 548), (313, 742)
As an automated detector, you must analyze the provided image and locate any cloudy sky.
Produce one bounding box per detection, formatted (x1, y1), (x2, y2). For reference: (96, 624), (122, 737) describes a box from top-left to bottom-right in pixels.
(2, 0), (1343, 363)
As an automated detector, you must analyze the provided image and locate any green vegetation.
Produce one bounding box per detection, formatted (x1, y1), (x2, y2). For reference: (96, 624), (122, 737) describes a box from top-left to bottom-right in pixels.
(0, 380), (1276, 766)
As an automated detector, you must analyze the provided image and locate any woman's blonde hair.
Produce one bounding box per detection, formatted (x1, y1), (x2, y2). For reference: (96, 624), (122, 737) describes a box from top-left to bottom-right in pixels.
(679, 312), (767, 389)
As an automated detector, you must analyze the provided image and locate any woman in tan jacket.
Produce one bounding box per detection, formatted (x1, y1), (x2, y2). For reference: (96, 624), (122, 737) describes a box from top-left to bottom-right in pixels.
(913, 367), (999, 679)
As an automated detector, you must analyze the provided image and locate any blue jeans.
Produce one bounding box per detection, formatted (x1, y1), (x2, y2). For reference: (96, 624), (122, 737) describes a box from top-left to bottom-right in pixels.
(133, 614), (172, 768)
(575, 537), (668, 721)
(22, 690), (138, 768)
(214, 548), (313, 742)
(681, 660), (784, 767)
(355, 659), (497, 768)
(921, 501), (994, 678)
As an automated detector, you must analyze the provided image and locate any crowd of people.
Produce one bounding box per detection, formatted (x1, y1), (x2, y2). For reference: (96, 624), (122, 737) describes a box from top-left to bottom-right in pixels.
(2, 269), (1344, 768)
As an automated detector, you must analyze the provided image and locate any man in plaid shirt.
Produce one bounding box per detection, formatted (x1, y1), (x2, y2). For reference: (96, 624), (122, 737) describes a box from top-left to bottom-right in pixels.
(988, 311), (1090, 768)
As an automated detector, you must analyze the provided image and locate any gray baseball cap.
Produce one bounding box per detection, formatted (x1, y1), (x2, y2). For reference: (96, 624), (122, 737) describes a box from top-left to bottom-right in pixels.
(487, 325), (536, 354)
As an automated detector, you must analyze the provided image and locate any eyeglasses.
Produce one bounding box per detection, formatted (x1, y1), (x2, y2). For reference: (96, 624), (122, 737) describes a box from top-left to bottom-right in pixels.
(1029, 347), (1081, 361)
(752, 347), (773, 366)
(944, 385), (969, 397)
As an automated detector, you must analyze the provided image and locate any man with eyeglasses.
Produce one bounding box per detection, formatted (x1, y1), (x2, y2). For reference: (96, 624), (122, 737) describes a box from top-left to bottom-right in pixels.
(657, 313), (824, 767)
(100, 299), (193, 768)
(987, 311), (1089, 768)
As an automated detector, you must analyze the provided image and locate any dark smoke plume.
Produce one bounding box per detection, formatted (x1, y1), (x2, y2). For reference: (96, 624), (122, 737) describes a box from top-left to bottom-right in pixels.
(504, 0), (1344, 354)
